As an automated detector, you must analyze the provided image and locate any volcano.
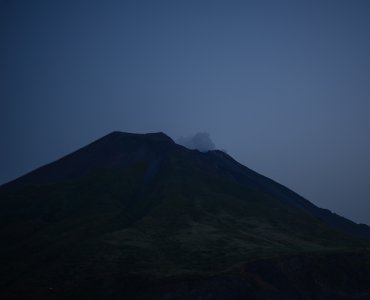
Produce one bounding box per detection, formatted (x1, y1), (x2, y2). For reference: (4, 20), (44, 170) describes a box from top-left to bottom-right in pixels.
(1, 131), (370, 299)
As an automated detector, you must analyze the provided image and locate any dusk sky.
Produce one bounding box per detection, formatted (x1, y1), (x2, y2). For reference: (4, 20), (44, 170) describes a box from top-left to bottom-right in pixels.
(1, 0), (370, 225)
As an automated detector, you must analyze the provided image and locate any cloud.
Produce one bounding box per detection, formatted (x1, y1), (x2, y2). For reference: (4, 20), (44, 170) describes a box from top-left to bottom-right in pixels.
(177, 132), (216, 152)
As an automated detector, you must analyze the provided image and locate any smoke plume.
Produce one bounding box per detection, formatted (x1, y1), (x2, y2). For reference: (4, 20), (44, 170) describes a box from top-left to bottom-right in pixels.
(177, 132), (216, 152)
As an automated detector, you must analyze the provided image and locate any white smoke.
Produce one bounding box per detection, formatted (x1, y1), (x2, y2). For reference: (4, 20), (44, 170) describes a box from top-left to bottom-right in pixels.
(177, 132), (216, 152)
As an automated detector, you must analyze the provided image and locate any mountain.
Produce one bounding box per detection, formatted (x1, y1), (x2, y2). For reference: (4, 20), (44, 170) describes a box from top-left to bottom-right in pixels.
(1, 131), (370, 299)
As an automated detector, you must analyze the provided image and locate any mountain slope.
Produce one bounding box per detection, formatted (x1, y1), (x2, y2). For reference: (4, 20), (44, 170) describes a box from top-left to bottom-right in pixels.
(0, 131), (369, 299)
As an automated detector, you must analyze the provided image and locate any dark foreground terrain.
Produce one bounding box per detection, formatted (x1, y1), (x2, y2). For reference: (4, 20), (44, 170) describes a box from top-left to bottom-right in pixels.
(1, 132), (370, 299)
(3, 252), (370, 299)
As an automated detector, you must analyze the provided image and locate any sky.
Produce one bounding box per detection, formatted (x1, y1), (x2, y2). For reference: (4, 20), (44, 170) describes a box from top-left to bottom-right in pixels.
(1, 0), (370, 225)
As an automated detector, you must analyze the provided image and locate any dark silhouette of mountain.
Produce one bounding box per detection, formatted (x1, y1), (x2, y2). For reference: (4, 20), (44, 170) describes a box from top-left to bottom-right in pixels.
(1, 131), (370, 299)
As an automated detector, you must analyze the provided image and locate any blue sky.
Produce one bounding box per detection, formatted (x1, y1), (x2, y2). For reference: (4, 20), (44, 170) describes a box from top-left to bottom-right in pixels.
(1, 0), (370, 224)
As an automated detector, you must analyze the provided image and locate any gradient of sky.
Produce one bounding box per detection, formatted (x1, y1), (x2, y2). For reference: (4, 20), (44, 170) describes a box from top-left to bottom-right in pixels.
(1, 0), (370, 224)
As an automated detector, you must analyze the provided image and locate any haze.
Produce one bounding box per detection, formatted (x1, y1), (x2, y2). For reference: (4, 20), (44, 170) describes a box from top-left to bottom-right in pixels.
(1, 0), (370, 225)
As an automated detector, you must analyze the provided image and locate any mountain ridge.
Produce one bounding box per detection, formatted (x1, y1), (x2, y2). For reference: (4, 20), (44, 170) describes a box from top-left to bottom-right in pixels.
(1, 131), (369, 239)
